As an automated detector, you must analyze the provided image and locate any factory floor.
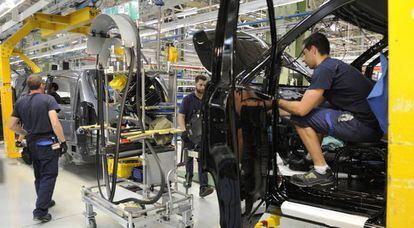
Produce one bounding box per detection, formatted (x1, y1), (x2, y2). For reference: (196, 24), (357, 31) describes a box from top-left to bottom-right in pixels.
(0, 143), (220, 228)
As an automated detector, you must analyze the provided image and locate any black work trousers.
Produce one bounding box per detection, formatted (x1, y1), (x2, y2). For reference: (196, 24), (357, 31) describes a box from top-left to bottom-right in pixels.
(28, 139), (59, 217)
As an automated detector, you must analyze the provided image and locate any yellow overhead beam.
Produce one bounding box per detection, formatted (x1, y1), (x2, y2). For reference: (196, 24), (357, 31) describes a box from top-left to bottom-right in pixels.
(33, 13), (70, 25)
(1, 19), (38, 55)
(38, 7), (99, 37)
(12, 49), (41, 73)
(68, 26), (90, 36)
(0, 7), (99, 158)
(387, 0), (414, 226)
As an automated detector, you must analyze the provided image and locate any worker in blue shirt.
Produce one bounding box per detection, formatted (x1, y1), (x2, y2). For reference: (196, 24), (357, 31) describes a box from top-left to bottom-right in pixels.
(277, 33), (382, 187)
(9, 75), (68, 223)
(178, 75), (214, 197)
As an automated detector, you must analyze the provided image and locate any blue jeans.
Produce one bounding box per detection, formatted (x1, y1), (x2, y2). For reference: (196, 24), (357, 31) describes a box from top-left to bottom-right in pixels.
(28, 139), (59, 217)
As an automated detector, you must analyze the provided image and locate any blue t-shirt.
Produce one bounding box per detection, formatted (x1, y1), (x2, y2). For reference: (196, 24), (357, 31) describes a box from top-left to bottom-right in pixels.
(308, 58), (379, 129)
(12, 93), (61, 141)
(179, 93), (202, 123)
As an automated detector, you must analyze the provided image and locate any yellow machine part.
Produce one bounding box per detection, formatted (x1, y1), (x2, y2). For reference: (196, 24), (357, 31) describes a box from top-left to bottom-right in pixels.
(122, 128), (183, 142)
(254, 214), (280, 228)
(167, 45), (178, 63)
(387, 0), (414, 227)
(107, 157), (142, 178)
(12, 50), (41, 73)
(114, 47), (126, 62)
(109, 74), (128, 91)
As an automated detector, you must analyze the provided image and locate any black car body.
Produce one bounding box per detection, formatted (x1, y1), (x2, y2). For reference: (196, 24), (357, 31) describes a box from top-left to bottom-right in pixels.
(195, 0), (387, 227)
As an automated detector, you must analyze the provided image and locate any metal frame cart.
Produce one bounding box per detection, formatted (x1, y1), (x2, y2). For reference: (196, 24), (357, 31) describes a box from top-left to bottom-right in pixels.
(81, 12), (193, 228)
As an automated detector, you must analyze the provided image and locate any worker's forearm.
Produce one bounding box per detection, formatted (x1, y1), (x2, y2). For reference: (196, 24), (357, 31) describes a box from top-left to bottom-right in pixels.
(12, 126), (27, 136)
(52, 123), (66, 142)
(278, 99), (305, 117)
(177, 116), (186, 131)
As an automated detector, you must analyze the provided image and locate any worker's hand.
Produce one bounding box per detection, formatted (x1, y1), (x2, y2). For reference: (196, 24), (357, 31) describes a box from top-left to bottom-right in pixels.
(181, 131), (190, 143)
(60, 141), (68, 157)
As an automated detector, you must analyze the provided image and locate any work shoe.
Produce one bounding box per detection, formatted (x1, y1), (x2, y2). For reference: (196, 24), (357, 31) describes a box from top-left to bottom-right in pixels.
(199, 186), (214, 197)
(15, 141), (23, 147)
(184, 174), (193, 188)
(290, 168), (334, 187)
(48, 200), (56, 208)
(33, 213), (52, 223)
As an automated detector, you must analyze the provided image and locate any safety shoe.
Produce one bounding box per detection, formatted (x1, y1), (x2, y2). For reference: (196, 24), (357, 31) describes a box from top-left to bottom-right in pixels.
(199, 186), (214, 197)
(33, 213), (52, 223)
(290, 168), (334, 187)
(184, 174), (193, 188)
(48, 200), (56, 208)
(15, 141), (23, 147)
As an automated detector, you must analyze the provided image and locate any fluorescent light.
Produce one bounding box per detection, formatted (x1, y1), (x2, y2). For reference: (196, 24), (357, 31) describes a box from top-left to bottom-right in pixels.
(0, 0), (25, 18)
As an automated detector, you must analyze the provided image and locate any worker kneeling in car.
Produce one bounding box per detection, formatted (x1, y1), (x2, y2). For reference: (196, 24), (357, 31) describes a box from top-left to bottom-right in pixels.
(277, 33), (383, 187)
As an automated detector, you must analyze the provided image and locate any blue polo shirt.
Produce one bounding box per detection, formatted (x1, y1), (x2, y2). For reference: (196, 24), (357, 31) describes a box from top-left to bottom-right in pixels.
(179, 92), (202, 124)
(308, 57), (379, 129)
(12, 93), (61, 141)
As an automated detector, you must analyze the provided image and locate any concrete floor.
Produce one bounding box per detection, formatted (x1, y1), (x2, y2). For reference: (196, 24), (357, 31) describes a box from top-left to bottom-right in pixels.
(0, 143), (220, 228)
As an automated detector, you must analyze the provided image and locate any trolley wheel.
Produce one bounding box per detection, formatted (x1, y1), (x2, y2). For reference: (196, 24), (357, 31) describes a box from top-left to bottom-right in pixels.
(87, 218), (97, 228)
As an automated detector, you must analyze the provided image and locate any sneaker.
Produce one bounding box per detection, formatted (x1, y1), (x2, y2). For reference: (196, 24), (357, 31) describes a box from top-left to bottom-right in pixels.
(290, 168), (334, 187)
(199, 186), (214, 197)
(33, 213), (52, 223)
(48, 200), (56, 208)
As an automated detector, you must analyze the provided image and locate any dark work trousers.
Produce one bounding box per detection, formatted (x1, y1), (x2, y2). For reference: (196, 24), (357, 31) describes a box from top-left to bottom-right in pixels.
(184, 141), (208, 189)
(28, 139), (59, 217)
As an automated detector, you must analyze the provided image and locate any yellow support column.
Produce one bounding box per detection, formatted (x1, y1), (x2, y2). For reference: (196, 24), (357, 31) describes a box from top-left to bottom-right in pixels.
(387, 0), (414, 226)
(0, 45), (19, 158)
(0, 19), (37, 158)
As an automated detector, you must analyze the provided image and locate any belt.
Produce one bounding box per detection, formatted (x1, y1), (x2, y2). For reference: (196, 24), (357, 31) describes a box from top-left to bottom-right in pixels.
(28, 132), (55, 143)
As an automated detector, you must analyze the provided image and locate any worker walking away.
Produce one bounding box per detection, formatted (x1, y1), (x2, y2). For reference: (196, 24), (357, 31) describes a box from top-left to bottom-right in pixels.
(277, 33), (383, 187)
(178, 75), (214, 197)
(14, 82), (62, 152)
(9, 75), (67, 223)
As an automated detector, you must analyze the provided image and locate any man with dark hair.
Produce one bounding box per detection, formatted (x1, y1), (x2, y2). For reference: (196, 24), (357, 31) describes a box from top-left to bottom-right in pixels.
(9, 75), (67, 222)
(178, 74), (215, 197)
(277, 32), (382, 187)
(48, 82), (62, 104)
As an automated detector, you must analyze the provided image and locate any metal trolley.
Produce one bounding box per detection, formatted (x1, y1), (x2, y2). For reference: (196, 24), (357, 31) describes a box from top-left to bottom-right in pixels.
(82, 176), (193, 228)
(81, 11), (194, 228)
